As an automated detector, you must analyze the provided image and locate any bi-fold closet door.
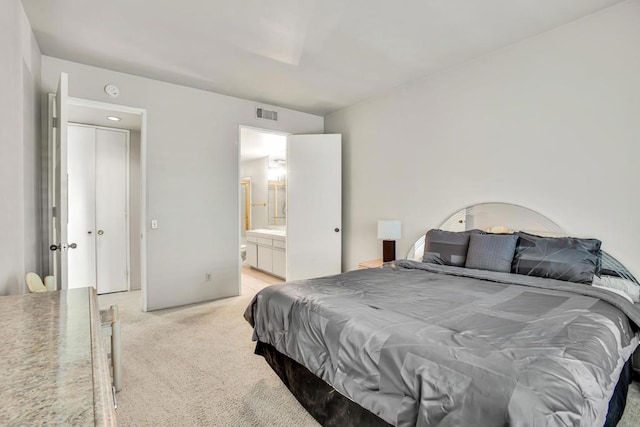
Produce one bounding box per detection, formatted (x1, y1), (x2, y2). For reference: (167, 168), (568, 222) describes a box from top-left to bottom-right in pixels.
(68, 124), (129, 294)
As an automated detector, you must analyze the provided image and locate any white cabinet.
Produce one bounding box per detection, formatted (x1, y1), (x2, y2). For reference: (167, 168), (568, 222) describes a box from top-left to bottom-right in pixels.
(246, 241), (258, 268)
(272, 249), (286, 278)
(258, 245), (273, 271)
(246, 230), (285, 279)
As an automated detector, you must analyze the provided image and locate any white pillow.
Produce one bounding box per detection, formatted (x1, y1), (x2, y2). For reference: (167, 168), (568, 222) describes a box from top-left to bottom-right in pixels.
(592, 284), (634, 304)
(592, 275), (640, 303)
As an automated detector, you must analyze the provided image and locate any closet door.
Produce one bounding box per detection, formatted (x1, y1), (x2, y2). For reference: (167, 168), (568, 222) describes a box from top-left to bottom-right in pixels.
(67, 125), (97, 288)
(95, 129), (129, 294)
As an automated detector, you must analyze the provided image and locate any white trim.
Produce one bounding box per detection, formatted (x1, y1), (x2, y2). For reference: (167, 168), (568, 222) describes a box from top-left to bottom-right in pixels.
(139, 110), (148, 312)
(47, 94), (56, 281)
(239, 125), (291, 137)
(237, 130), (241, 296)
(125, 129), (131, 292)
(67, 97), (146, 116)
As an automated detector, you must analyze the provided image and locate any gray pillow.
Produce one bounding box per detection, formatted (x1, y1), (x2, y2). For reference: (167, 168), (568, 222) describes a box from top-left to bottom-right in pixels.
(465, 233), (518, 273)
(423, 229), (484, 267)
(511, 232), (601, 284)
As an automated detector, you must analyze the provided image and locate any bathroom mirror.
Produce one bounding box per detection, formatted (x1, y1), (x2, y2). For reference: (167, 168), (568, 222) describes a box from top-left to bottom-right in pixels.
(268, 157), (286, 226)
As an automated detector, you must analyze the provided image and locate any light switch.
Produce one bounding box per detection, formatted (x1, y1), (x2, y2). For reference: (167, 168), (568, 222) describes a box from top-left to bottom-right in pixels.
(151, 219), (158, 229)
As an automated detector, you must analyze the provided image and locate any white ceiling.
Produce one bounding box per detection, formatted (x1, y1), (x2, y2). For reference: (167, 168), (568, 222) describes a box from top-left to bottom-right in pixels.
(240, 128), (287, 162)
(22, 0), (623, 115)
(68, 103), (142, 131)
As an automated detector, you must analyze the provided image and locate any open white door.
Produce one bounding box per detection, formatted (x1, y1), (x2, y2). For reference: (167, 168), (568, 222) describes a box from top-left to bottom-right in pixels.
(286, 134), (342, 281)
(52, 72), (72, 290)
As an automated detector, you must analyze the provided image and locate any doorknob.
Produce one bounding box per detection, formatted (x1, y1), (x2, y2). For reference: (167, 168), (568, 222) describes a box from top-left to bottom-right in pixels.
(49, 243), (78, 251)
(97, 230), (104, 235)
(334, 228), (340, 232)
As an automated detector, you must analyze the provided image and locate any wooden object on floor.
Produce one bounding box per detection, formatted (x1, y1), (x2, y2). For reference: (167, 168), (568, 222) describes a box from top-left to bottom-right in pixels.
(358, 258), (384, 269)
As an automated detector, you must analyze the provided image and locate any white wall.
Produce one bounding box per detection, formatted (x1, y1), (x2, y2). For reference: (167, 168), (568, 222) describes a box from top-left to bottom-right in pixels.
(41, 57), (323, 310)
(241, 157), (269, 230)
(0, 0), (41, 295)
(326, 1), (640, 276)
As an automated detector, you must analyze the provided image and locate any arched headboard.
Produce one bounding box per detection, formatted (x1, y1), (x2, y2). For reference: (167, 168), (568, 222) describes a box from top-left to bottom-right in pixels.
(406, 202), (638, 284)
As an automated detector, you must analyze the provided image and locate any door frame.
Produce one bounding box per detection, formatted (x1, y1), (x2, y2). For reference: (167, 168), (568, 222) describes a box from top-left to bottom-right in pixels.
(237, 125), (291, 292)
(48, 96), (149, 311)
(67, 123), (131, 293)
(240, 178), (251, 232)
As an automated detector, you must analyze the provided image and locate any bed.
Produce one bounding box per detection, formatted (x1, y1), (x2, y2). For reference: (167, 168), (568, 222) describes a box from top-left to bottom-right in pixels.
(244, 203), (640, 426)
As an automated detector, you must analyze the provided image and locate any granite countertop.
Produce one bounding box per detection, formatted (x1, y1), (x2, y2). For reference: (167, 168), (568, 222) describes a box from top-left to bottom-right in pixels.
(0, 287), (116, 426)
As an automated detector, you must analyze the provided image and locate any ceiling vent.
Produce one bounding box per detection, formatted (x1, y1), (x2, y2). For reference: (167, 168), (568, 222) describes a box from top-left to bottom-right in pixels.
(256, 107), (278, 121)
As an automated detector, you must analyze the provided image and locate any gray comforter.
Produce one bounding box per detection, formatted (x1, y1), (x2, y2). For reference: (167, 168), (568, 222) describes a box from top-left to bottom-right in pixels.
(244, 260), (640, 426)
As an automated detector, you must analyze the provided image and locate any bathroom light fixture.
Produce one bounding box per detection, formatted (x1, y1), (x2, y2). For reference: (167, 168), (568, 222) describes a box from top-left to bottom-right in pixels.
(107, 116), (121, 121)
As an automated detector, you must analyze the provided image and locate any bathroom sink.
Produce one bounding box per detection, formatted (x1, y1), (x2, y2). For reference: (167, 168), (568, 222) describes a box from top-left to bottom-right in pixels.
(248, 229), (286, 237)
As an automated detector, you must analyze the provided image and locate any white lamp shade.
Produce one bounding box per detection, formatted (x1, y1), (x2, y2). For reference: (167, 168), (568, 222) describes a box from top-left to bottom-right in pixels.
(377, 220), (401, 240)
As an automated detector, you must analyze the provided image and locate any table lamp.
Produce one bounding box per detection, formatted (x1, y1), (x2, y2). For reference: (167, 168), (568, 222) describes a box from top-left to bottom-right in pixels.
(378, 220), (401, 262)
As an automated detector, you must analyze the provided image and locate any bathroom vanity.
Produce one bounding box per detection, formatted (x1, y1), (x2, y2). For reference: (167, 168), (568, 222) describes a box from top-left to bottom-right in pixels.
(246, 229), (286, 279)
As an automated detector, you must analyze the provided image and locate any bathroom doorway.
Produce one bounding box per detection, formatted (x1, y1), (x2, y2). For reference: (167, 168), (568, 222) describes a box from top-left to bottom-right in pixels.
(239, 126), (289, 295)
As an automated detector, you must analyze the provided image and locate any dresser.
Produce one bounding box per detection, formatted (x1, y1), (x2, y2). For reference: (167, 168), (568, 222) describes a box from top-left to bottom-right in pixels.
(0, 287), (116, 426)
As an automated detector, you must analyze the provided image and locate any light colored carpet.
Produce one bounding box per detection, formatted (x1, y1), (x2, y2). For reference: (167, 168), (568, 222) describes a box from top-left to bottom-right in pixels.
(99, 268), (318, 427)
(99, 268), (640, 426)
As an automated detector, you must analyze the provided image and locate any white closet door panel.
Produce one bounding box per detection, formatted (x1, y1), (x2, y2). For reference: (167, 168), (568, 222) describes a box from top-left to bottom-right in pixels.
(287, 134), (342, 281)
(96, 129), (128, 294)
(67, 125), (97, 289)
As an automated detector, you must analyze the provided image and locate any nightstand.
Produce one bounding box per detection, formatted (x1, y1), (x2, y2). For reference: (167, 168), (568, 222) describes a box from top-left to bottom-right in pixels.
(358, 258), (384, 269)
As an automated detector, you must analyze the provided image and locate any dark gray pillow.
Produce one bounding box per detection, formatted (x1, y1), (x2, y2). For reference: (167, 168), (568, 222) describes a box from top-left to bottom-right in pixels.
(465, 233), (518, 273)
(423, 229), (484, 267)
(511, 232), (601, 284)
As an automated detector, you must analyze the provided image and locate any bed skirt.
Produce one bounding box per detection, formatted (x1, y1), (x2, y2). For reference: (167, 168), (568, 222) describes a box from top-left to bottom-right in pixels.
(256, 341), (391, 427)
(256, 341), (633, 427)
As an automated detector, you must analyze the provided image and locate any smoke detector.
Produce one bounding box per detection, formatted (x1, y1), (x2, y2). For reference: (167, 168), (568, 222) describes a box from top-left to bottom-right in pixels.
(104, 84), (120, 98)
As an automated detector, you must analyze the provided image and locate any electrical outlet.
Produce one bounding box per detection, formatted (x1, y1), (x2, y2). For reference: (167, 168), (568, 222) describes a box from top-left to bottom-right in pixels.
(206, 273), (212, 281)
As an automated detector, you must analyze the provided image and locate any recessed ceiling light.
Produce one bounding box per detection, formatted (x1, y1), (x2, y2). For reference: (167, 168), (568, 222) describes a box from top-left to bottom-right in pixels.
(107, 116), (121, 121)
